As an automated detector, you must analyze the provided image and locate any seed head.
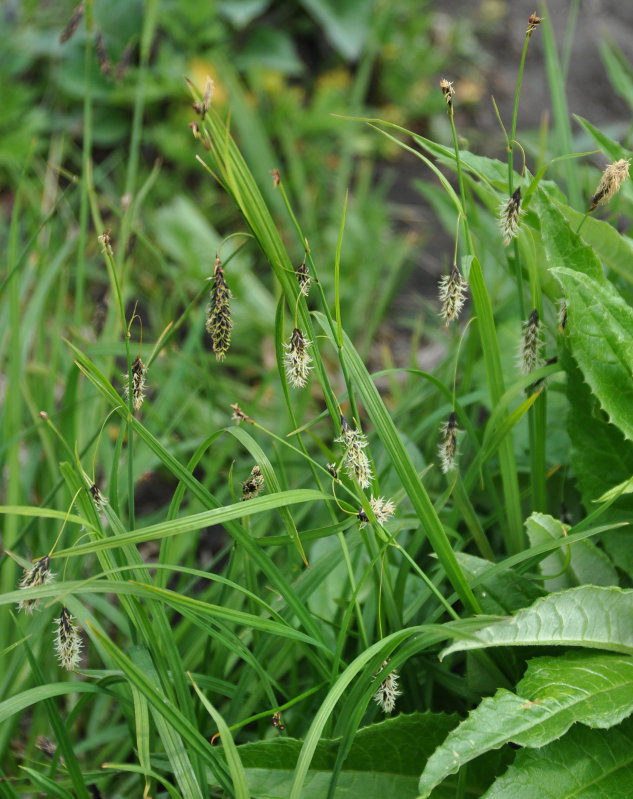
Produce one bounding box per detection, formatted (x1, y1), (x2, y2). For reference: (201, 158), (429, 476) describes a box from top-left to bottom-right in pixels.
(335, 416), (373, 489)
(372, 659), (402, 715)
(95, 32), (111, 77)
(358, 496), (396, 529)
(499, 187), (525, 246)
(242, 465), (265, 500)
(527, 13), (543, 37)
(271, 168), (281, 188)
(438, 412), (459, 474)
(54, 607), (82, 671)
(206, 256), (233, 361)
(440, 78), (455, 108)
(283, 328), (313, 388)
(326, 463), (339, 480)
(124, 356), (147, 411)
(231, 403), (253, 425)
(97, 230), (114, 257)
(36, 736), (58, 759)
(18, 556), (55, 615)
(60, 2), (85, 43)
(115, 41), (135, 82)
(192, 76), (213, 119)
(89, 483), (108, 511)
(589, 159), (630, 212)
(438, 265), (468, 325)
(519, 309), (544, 375)
(296, 260), (311, 296)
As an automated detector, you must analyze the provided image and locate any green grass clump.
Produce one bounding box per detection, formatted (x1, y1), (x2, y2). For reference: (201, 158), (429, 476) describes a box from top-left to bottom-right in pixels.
(3, 3), (633, 798)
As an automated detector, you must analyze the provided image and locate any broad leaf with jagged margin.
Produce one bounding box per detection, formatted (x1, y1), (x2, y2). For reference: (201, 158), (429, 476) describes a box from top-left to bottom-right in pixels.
(442, 585), (633, 658)
(525, 512), (617, 591)
(417, 652), (633, 798)
(563, 347), (633, 579)
(208, 713), (510, 799)
(553, 266), (633, 443)
(481, 716), (633, 798)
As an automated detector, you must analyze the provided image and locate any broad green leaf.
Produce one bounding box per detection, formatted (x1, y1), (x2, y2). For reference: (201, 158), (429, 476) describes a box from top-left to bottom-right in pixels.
(534, 189), (605, 282)
(481, 717), (633, 798)
(441, 586), (633, 658)
(574, 114), (633, 164)
(553, 266), (633, 442)
(209, 713), (507, 799)
(599, 40), (633, 112)
(417, 652), (633, 797)
(525, 512), (617, 590)
(455, 552), (545, 615)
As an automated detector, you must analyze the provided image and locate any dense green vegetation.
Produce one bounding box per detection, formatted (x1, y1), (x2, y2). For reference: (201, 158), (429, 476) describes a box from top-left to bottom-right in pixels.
(3, 1), (633, 797)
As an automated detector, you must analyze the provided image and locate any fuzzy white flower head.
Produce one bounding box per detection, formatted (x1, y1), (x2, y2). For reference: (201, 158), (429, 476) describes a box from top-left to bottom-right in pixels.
(499, 187), (525, 246)
(283, 328), (313, 388)
(437, 413), (459, 474)
(18, 556), (55, 615)
(358, 496), (396, 529)
(438, 265), (468, 325)
(518, 309), (544, 375)
(54, 607), (82, 671)
(335, 416), (373, 489)
(372, 660), (402, 715)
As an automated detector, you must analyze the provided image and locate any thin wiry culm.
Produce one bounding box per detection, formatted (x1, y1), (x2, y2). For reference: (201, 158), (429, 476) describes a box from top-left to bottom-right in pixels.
(205, 256), (233, 361)
(123, 356), (147, 411)
(437, 412), (459, 474)
(358, 496), (396, 529)
(499, 187), (525, 246)
(335, 416), (373, 489)
(438, 265), (468, 325)
(372, 660), (402, 715)
(589, 159), (630, 211)
(54, 607), (82, 671)
(18, 556), (55, 615)
(283, 328), (313, 388)
(519, 309), (544, 375)
(242, 465), (265, 500)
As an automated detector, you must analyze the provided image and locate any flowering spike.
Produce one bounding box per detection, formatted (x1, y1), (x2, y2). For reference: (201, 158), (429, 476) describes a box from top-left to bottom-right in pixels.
(438, 265), (468, 325)
(438, 412), (459, 474)
(60, 2), (85, 43)
(283, 328), (313, 388)
(296, 261), (311, 296)
(242, 465), (264, 500)
(499, 187), (525, 246)
(206, 256), (233, 361)
(123, 356), (147, 411)
(335, 416), (373, 488)
(18, 556), (55, 614)
(95, 32), (111, 77)
(440, 78), (455, 108)
(231, 403), (253, 425)
(519, 309), (544, 375)
(54, 607), (82, 671)
(372, 659), (402, 715)
(526, 13), (543, 37)
(358, 496), (396, 529)
(589, 159), (630, 212)
(89, 482), (108, 511)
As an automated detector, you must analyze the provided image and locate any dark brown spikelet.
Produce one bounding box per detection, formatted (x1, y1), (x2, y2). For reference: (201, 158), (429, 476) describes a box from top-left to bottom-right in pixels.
(242, 465), (264, 500)
(124, 356), (147, 411)
(296, 260), (311, 296)
(60, 2), (85, 43)
(36, 736), (58, 759)
(95, 32), (111, 77)
(115, 41), (135, 82)
(205, 256), (233, 361)
(527, 13), (543, 37)
(18, 555), (54, 614)
(231, 403), (253, 425)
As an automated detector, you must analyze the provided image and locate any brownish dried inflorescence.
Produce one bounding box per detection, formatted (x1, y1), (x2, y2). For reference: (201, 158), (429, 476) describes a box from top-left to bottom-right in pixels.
(242, 465), (265, 500)
(231, 403), (253, 425)
(589, 159), (630, 211)
(440, 78), (455, 108)
(271, 168), (281, 188)
(60, 2), (85, 43)
(95, 32), (111, 77)
(527, 13), (543, 37)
